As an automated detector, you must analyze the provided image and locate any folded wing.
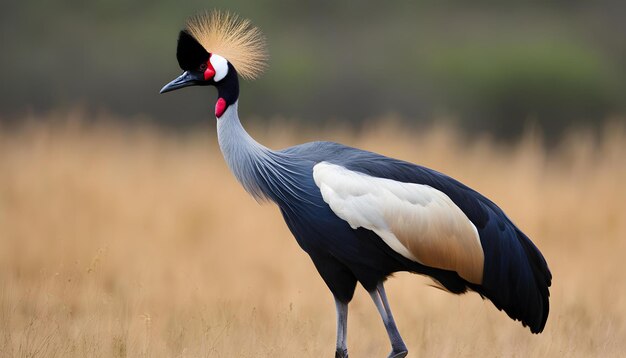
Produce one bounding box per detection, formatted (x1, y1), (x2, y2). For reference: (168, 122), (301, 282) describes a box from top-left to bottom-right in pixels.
(313, 162), (485, 284)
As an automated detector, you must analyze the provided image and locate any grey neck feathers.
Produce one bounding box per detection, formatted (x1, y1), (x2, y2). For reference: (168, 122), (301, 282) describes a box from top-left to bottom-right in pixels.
(216, 101), (314, 208)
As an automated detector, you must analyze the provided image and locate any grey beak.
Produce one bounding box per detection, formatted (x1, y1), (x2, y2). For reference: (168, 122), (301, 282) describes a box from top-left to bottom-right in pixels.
(159, 71), (203, 94)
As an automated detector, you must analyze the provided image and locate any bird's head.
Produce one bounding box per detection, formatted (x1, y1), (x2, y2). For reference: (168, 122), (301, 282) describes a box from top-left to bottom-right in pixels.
(160, 11), (268, 117)
(160, 31), (231, 92)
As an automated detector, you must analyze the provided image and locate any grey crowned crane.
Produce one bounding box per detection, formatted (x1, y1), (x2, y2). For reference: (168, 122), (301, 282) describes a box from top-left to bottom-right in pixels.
(160, 11), (551, 358)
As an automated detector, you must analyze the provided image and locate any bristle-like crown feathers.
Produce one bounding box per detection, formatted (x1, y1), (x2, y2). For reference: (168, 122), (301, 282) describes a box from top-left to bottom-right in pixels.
(176, 10), (268, 80)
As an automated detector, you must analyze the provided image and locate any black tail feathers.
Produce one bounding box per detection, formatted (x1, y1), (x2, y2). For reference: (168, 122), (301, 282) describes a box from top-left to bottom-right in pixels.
(474, 227), (551, 333)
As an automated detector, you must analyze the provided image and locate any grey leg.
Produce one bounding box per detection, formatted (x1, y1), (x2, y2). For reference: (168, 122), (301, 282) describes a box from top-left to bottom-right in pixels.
(335, 297), (349, 358)
(369, 283), (408, 358)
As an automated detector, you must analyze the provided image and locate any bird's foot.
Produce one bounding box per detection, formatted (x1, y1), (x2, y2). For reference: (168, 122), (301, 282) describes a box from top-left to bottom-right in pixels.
(335, 348), (348, 358)
(388, 349), (408, 358)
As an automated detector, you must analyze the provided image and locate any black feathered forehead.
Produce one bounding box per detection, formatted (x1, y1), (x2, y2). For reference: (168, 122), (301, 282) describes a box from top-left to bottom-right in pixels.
(176, 30), (209, 71)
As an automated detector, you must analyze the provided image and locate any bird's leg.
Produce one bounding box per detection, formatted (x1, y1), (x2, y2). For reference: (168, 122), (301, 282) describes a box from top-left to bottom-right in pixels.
(334, 297), (349, 358)
(369, 282), (408, 358)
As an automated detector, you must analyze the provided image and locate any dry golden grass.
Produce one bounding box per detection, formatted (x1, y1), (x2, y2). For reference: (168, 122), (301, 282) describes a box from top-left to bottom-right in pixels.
(0, 115), (625, 357)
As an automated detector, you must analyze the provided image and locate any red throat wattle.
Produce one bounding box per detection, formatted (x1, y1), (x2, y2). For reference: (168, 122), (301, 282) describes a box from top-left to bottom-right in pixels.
(215, 98), (227, 118)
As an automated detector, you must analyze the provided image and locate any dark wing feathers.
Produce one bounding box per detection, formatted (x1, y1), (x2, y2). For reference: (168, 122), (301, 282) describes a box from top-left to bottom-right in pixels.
(284, 141), (552, 333)
(469, 206), (551, 333)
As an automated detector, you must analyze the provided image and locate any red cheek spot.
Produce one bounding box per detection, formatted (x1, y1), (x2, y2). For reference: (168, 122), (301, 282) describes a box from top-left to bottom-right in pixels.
(204, 60), (216, 80)
(215, 98), (227, 118)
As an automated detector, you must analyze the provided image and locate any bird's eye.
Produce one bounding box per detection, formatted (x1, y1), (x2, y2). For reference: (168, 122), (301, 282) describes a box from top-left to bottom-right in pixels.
(199, 63), (208, 72)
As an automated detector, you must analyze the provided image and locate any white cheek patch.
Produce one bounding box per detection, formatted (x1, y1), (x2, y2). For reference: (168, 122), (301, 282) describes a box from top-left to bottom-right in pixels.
(210, 54), (229, 82)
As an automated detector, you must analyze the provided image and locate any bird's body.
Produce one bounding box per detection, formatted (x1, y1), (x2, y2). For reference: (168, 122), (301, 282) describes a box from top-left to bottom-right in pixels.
(161, 11), (551, 357)
(219, 100), (550, 329)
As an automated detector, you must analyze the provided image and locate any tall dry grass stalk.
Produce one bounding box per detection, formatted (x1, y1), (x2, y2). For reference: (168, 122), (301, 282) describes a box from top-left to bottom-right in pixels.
(0, 115), (625, 357)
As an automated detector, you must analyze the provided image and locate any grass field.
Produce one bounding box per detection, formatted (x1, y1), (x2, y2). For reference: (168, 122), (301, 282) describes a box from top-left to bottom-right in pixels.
(1, 115), (625, 357)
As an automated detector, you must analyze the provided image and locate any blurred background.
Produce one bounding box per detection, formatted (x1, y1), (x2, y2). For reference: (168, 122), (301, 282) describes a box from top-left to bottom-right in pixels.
(1, 2), (626, 357)
(1, 0), (624, 139)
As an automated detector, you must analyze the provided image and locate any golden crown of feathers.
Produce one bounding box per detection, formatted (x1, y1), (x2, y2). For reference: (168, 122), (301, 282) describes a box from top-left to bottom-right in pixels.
(185, 11), (268, 80)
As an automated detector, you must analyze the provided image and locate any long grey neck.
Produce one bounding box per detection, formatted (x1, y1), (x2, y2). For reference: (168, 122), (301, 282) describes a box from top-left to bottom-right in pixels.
(216, 100), (311, 207)
(217, 100), (270, 199)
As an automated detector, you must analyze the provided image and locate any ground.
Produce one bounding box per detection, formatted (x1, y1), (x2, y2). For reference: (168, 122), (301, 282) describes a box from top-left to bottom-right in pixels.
(1, 117), (625, 357)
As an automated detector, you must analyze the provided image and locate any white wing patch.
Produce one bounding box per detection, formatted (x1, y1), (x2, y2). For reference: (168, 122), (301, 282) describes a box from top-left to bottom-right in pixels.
(313, 162), (484, 284)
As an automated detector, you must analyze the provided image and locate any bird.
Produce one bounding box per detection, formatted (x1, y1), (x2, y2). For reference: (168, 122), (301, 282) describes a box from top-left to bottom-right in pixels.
(160, 11), (551, 358)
